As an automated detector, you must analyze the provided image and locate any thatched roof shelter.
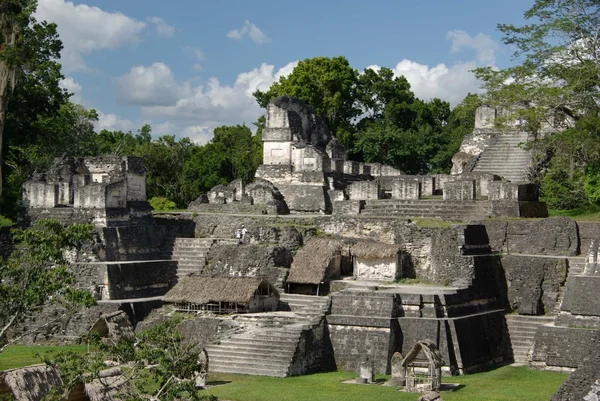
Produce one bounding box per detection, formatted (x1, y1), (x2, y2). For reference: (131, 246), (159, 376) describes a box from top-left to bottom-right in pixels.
(67, 367), (128, 401)
(402, 341), (444, 369)
(0, 364), (62, 401)
(351, 241), (402, 259)
(287, 238), (343, 284)
(163, 275), (279, 305)
(89, 311), (134, 342)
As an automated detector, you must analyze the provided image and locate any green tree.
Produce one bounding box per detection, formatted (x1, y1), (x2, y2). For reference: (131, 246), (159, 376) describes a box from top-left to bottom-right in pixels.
(0, 0), (65, 202)
(181, 125), (261, 202)
(135, 134), (193, 207)
(0, 219), (96, 351)
(43, 318), (217, 401)
(253, 56), (359, 147)
(475, 0), (600, 208)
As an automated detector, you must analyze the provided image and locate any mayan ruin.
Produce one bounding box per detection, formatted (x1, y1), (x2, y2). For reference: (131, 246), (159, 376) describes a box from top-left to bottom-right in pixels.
(1, 0), (600, 400)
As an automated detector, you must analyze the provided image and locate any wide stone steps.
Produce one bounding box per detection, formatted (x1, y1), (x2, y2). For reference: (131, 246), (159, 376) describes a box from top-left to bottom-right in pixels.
(205, 296), (331, 377)
(360, 202), (492, 220)
(505, 315), (554, 363)
(206, 321), (303, 377)
(162, 237), (217, 277)
(472, 133), (532, 182)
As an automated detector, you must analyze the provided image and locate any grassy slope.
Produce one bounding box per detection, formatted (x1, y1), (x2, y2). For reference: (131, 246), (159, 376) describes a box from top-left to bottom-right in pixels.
(0, 345), (88, 370)
(206, 366), (568, 401)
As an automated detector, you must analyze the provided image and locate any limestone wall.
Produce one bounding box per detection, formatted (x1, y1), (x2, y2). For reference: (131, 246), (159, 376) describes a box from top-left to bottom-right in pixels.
(100, 261), (178, 300)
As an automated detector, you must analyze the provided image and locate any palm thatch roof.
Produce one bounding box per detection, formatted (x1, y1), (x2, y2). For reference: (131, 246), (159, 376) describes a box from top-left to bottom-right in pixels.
(67, 367), (128, 401)
(90, 311), (134, 341)
(351, 241), (402, 259)
(401, 341), (445, 369)
(0, 364), (62, 401)
(164, 275), (279, 305)
(287, 238), (343, 284)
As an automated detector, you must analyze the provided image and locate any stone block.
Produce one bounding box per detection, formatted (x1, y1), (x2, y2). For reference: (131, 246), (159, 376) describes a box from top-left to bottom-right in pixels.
(344, 161), (360, 175)
(207, 185), (234, 204)
(277, 184), (330, 213)
(328, 189), (346, 202)
(381, 165), (403, 177)
(489, 181), (539, 201)
(348, 181), (380, 200)
(443, 180), (475, 201)
(229, 179), (245, 201)
(365, 163), (382, 177)
(360, 163), (372, 176)
(563, 275), (600, 316)
(419, 176), (436, 197)
(333, 200), (364, 215)
(391, 178), (421, 200)
(23, 181), (57, 208)
(435, 174), (452, 195)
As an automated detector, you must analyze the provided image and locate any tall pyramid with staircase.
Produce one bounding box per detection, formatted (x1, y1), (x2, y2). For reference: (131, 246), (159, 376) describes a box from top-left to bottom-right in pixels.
(454, 105), (564, 183)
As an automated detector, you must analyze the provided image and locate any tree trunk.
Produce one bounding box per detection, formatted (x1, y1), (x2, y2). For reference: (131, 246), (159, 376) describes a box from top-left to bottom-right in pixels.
(0, 64), (9, 204)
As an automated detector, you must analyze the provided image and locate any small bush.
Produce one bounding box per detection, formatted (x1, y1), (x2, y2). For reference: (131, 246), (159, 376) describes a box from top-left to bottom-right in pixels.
(0, 215), (13, 228)
(149, 197), (177, 211)
(541, 167), (586, 210)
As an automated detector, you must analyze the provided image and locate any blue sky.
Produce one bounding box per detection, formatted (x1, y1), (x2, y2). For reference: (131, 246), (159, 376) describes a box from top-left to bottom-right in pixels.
(35, 0), (531, 143)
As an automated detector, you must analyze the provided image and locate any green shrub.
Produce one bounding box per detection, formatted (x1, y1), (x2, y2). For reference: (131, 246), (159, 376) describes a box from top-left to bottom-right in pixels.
(541, 167), (586, 210)
(585, 161), (600, 205)
(0, 215), (13, 228)
(149, 197), (177, 211)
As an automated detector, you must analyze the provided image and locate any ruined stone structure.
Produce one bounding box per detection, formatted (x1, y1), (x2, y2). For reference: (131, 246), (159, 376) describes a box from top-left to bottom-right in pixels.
(23, 156), (151, 226)
(200, 97), (548, 219)
(452, 104), (573, 182)
(10, 98), (600, 396)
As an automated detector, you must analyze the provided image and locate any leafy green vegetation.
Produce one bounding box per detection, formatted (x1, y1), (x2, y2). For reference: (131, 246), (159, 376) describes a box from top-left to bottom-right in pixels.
(149, 196), (178, 211)
(475, 0), (600, 212)
(0, 220), (96, 351)
(205, 366), (567, 401)
(0, 215), (13, 228)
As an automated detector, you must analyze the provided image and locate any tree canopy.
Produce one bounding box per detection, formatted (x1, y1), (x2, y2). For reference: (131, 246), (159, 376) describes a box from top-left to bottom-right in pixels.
(475, 0), (600, 209)
(255, 58), (476, 174)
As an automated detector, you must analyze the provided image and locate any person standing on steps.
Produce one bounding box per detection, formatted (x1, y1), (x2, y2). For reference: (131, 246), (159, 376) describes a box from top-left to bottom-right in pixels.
(235, 227), (242, 246)
(241, 225), (248, 244)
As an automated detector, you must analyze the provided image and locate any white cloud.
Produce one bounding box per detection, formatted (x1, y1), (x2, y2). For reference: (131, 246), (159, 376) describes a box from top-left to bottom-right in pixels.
(365, 31), (498, 106)
(115, 61), (296, 141)
(35, 0), (146, 73)
(95, 111), (135, 132)
(226, 20), (270, 45)
(392, 60), (484, 106)
(186, 47), (205, 61)
(447, 30), (498, 65)
(147, 16), (175, 38)
(115, 62), (191, 106)
(59, 77), (83, 104)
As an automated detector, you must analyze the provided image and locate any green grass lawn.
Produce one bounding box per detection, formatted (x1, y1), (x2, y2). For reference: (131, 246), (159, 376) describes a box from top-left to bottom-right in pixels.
(1, 346), (568, 401)
(0, 345), (88, 370)
(205, 366), (568, 401)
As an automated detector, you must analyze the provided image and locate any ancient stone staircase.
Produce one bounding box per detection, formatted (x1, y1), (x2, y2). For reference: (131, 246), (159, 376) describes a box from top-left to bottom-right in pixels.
(553, 257), (586, 314)
(360, 199), (493, 220)
(472, 132), (532, 182)
(162, 237), (241, 278)
(205, 294), (330, 377)
(505, 315), (554, 363)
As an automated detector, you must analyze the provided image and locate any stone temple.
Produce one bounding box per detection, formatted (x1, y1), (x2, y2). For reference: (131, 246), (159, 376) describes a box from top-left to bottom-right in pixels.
(10, 96), (600, 399)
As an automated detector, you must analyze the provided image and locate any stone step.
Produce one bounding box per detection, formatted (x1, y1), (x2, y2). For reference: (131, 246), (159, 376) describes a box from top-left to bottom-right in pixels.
(209, 364), (287, 377)
(220, 337), (300, 348)
(206, 351), (293, 364)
